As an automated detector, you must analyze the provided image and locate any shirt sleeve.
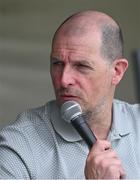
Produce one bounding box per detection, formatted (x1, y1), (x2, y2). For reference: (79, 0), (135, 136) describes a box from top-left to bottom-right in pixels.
(0, 145), (30, 178)
(0, 112), (36, 179)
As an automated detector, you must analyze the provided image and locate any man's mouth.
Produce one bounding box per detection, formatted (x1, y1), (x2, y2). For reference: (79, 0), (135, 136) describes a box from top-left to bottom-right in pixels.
(61, 94), (77, 98)
(59, 94), (79, 101)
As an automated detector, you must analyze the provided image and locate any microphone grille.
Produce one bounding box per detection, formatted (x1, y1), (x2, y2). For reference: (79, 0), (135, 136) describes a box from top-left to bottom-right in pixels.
(61, 101), (82, 123)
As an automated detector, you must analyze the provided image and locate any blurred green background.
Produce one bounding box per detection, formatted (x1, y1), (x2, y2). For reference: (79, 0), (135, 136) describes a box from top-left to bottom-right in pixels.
(0, 0), (140, 128)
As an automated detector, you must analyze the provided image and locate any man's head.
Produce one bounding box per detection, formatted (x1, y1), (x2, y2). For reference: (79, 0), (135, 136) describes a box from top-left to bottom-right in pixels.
(50, 10), (128, 114)
(53, 10), (124, 63)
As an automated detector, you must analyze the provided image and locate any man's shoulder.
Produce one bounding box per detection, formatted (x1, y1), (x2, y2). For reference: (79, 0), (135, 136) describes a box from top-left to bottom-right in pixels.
(0, 100), (57, 140)
(0, 100), (57, 151)
(13, 100), (56, 127)
(113, 99), (140, 118)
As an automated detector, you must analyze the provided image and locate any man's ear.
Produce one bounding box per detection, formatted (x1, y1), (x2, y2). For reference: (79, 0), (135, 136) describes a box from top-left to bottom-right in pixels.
(112, 58), (128, 85)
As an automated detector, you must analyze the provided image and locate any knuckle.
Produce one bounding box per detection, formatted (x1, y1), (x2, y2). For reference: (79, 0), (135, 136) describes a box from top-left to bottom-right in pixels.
(86, 153), (100, 167)
(108, 165), (118, 175)
(100, 159), (108, 169)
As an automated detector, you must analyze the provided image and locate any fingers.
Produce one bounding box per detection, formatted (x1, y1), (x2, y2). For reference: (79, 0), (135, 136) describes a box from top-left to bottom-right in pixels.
(85, 140), (126, 179)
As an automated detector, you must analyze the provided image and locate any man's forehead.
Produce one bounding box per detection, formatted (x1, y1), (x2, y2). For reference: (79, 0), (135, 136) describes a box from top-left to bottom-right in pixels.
(51, 43), (100, 58)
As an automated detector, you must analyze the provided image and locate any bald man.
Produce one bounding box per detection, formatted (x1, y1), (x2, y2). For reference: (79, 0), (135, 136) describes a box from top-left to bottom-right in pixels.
(0, 10), (140, 179)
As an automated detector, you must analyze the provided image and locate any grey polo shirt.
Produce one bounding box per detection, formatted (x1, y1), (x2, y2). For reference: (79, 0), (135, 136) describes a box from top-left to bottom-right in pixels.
(0, 99), (140, 179)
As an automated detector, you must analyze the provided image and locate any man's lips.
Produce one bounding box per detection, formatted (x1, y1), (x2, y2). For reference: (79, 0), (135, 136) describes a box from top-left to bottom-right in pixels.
(59, 94), (79, 99)
(60, 94), (77, 98)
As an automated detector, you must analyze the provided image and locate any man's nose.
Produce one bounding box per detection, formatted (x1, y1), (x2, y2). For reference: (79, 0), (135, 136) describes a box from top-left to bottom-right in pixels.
(61, 66), (75, 88)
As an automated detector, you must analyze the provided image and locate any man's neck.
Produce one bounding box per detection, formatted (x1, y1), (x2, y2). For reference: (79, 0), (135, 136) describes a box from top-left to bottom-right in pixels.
(87, 103), (112, 140)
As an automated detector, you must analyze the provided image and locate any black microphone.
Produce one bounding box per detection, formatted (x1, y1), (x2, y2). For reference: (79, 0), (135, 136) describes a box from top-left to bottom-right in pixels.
(61, 101), (97, 149)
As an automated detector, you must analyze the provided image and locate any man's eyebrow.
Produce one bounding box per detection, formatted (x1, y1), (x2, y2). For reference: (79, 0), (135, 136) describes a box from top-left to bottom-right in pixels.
(50, 57), (95, 66)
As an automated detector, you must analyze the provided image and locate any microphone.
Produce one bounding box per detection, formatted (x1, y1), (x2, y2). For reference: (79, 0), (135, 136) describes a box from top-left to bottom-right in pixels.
(61, 101), (97, 148)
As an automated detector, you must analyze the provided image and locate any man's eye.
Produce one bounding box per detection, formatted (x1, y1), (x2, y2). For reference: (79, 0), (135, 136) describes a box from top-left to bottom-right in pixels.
(78, 64), (88, 68)
(75, 63), (94, 73)
(52, 60), (63, 66)
(77, 64), (91, 70)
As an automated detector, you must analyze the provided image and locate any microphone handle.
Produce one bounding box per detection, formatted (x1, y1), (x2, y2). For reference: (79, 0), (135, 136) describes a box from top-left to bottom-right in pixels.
(71, 115), (97, 149)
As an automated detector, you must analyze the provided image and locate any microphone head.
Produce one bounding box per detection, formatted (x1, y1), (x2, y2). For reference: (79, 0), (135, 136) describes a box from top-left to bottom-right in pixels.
(61, 101), (82, 123)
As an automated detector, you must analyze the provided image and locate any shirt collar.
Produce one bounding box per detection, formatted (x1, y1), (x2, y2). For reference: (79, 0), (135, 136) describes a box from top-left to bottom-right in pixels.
(49, 100), (131, 142)
(108, 100), (131, 141)
(50, 100), (82, 142)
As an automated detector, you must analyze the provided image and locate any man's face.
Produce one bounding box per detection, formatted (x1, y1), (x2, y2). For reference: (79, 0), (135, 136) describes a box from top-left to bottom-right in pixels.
(50, 31), (114, 113)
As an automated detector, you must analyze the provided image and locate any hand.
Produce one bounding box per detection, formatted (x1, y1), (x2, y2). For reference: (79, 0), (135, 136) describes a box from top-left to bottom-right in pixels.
(84, 140), (126, 179)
